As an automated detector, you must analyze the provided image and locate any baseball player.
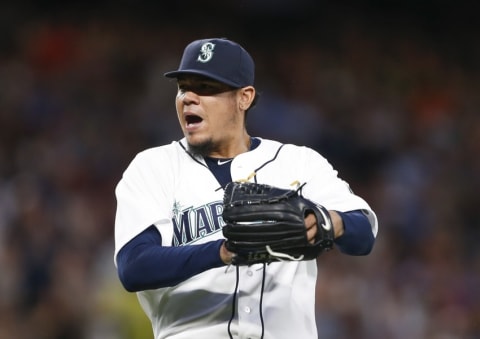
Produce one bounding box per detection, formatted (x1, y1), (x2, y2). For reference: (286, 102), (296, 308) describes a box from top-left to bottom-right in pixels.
(114, 38), (378, 339)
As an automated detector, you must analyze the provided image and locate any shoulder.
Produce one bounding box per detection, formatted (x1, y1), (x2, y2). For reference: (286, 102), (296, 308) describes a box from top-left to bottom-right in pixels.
(256, 138), (334, 176)
(122, 140), (190, 177)
(137, 140), (183, 156)
(256, 137), (319, 157)
(254, 137), (282, 148)
(132, 140), (187, 163)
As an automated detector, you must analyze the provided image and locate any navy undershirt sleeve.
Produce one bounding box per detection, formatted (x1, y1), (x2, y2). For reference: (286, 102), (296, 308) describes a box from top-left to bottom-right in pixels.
(334, 210), (375, 255)
(116, 226), (225, 292)
(117, 139), (263, 292)
(117, 209), (375, 292)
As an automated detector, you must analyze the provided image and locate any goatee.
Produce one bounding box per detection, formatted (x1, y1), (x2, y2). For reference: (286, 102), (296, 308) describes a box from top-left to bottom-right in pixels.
(187, 140), (216, 157)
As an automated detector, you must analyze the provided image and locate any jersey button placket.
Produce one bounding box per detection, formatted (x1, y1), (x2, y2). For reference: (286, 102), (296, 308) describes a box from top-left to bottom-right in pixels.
(237, 267), (263, 339)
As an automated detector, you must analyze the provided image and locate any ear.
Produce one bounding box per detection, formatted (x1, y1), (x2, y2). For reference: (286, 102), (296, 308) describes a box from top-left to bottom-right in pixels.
(238, 86), (255, 111)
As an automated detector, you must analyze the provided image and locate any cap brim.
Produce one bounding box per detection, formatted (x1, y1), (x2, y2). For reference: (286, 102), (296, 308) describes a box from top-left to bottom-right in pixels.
(164, 70), (240, 88)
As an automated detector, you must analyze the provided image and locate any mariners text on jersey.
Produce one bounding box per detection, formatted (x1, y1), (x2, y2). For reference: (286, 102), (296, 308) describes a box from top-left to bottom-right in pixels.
(172, 200), (224, 246)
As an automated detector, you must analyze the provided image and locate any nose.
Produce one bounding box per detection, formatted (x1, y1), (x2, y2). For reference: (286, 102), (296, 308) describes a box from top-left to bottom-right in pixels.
(178, 90), (200, 105)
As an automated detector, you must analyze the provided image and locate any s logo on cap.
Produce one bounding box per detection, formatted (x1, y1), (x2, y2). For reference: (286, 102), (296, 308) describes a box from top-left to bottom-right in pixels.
(197, 42), (215, 63)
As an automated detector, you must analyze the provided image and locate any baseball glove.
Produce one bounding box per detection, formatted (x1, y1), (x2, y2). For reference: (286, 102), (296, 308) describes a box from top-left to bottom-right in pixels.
(222, 181), (335, 265)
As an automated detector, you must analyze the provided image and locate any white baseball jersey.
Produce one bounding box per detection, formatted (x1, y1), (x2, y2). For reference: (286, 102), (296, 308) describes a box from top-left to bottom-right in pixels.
(114, 137), (378, 339)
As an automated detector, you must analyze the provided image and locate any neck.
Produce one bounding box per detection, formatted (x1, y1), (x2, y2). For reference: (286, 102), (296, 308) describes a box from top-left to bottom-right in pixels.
(207, 134), (251, 159)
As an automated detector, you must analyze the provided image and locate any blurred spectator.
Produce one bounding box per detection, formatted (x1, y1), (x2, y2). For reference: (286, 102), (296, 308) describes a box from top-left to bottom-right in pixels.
(0, 2), (479, 338)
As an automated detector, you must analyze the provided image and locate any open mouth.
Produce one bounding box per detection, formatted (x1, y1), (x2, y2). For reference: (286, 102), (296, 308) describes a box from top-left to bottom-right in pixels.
(185, 114), (203, 126)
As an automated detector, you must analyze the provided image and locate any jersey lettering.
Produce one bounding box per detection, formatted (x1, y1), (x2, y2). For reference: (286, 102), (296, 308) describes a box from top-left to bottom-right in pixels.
(171, 201), (224, 246)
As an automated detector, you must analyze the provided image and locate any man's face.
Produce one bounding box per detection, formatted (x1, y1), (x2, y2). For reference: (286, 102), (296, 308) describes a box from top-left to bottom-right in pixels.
(175, 75), (242, 157)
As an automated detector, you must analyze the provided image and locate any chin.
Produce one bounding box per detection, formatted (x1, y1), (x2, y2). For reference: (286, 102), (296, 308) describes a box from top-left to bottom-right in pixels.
(187, 138), (215, 156)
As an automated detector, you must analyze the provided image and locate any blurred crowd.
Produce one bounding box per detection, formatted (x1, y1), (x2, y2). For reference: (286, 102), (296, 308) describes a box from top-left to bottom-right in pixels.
(0, 2), (479, 338)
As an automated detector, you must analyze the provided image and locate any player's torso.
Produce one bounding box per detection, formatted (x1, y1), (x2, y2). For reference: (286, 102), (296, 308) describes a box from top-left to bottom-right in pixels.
(139, 139), (319, 339)
(165, 138), (310, 246)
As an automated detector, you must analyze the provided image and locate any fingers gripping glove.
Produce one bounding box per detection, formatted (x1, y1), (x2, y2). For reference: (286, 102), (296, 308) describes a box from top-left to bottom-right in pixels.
(221, 182), (335, 265)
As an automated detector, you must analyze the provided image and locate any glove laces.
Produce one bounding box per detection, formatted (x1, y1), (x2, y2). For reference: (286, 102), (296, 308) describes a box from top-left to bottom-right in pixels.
(265, 245), (305, 261)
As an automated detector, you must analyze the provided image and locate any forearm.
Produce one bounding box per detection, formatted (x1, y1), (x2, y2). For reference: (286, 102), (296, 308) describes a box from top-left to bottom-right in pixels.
(332, 210), (375, 255)
(116, 226), (225, 292)
(329, 210), (345, 238)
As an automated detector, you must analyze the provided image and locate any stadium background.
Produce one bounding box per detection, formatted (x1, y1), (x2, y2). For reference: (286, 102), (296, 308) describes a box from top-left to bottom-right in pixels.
(0, 1), (479, 338)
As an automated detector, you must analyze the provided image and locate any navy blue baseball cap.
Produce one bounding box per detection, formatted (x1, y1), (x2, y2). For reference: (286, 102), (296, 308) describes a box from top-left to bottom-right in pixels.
(164, 38), (255, 88)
